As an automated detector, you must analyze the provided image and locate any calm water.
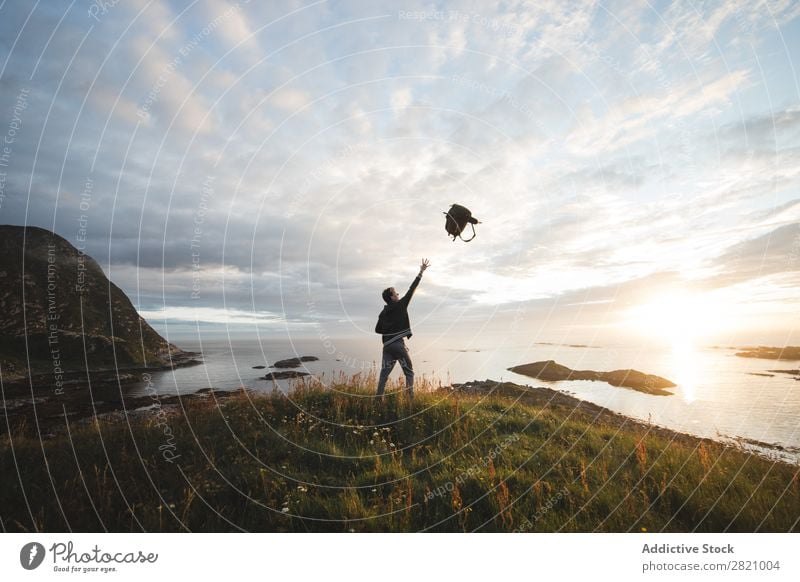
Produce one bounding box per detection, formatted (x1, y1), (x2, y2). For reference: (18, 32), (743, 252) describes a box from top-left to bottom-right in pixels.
(121, 336), (800, 462)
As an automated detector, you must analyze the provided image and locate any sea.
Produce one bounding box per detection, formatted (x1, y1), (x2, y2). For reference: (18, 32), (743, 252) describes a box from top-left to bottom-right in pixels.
(119, 335), (800, 463)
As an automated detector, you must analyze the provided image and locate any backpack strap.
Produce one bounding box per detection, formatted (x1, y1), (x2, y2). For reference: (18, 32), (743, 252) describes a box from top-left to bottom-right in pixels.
(458, 221), (477, 242)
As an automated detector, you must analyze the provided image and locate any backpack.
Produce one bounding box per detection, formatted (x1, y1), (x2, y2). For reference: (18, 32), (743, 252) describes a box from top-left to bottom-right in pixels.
(444, 204), (480, 242)
(374, 306), (389, 334)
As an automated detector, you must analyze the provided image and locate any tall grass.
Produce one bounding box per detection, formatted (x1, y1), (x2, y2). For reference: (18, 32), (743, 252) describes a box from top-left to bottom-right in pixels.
(2, 374), (798, 532)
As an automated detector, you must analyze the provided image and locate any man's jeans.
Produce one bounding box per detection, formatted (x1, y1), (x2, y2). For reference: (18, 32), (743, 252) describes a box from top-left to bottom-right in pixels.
(376, 339), (414, 397)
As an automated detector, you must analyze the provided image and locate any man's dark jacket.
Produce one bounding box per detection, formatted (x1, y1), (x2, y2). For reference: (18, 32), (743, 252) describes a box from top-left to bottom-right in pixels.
(375, 275), (421, 346)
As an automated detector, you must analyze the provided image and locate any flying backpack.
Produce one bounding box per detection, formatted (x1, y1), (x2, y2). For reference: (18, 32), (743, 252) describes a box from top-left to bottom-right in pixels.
(444, 204), (480, 242)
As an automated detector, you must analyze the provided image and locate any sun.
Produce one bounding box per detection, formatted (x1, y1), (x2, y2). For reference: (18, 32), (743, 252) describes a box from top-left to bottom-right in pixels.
(624, 290), (727, 346)
(624, 290), (726, 402)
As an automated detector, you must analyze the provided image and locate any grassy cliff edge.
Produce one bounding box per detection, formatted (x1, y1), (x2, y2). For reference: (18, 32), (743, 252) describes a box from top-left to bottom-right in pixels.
(2, 374), (798, 532)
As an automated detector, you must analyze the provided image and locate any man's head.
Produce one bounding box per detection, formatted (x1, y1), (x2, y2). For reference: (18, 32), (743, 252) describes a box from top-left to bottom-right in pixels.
(382, 287), (399, 304)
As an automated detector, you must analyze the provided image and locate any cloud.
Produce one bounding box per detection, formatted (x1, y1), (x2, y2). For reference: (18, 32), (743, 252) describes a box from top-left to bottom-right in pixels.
(200, 0), (263, 68)
(2, 0), (799, 341)
(123, 0), (181, 42)
(709, 223), (800, 287)
(635, 0), (800, 69)
(89, 86), (143, 125)
(565, 70), (750, 155)
(138, 305), (288, 325)
(268, 87), (312, 111)
(390, 87), (413, 111)
(718, 106), (800, 150)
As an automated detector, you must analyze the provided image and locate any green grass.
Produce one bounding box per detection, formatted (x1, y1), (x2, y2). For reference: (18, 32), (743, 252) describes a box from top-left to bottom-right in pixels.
(2, 373), (798, 532)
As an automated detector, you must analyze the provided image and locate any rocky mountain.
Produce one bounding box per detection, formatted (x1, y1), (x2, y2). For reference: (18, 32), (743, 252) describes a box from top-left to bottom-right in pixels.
(0, 225), (186, 381)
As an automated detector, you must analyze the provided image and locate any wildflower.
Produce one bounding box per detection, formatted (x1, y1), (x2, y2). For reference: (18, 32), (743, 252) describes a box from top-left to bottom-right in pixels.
(371, 488), (377, 493)
(390, 443), (396, 448)
(281, 507), (290, 513)
(370, 440), (374, 445)
(297, 485), (308, 492)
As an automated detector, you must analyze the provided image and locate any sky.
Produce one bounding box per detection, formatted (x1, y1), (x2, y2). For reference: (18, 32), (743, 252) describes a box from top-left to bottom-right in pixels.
(0, 0), (799, 347)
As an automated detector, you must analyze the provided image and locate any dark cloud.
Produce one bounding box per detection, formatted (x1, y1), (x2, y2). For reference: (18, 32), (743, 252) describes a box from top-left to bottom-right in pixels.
(718, 107), (800, 150)
(710, 223), (800, 288)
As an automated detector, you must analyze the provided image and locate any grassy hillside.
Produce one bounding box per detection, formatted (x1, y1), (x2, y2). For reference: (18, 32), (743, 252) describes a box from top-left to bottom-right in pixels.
(2, 374), (798, 532)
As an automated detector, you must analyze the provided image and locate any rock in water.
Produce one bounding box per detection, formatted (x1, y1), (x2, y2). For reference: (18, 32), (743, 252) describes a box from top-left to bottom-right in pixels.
(601, 369), (676, 392)
(264, 370), (310, 380)
(271, 356), (319, 368)
(508, 360), (598, 382)
(0, 225), (187, 380)
(508, 360), (676, 395)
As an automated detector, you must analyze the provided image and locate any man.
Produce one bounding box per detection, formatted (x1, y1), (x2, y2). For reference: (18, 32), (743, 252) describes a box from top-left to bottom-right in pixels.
(375, 258), (430, 399)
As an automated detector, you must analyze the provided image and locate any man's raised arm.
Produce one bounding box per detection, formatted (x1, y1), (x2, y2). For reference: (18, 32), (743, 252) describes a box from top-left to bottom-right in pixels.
(400, 258), (430, 306)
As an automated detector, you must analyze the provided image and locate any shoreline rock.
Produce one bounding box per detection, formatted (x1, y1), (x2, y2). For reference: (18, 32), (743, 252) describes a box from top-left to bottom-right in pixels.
(535, 342), (598, 348)
(271, 356), (319, 368)
(2, 379), (238, 437)
(507, 360), (676, 395)
(264, 370), (310, 380)
(2, 352), (203, 397)
(766, 369), (800, 381)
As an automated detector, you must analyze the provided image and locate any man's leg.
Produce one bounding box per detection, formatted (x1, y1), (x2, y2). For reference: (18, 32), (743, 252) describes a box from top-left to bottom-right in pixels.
(376, 345), (398, 397)
(397, 341), (415, 398)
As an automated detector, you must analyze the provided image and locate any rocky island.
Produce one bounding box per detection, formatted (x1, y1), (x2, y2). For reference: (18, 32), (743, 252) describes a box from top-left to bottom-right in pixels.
(508, 360), (676, 395)
(271, 356), (319, 368)
(735, 346), (800, 361)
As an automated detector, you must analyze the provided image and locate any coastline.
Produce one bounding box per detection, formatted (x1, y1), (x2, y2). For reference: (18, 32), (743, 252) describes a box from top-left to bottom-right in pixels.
(3, 372), (798, 466)
(449, 380), (800, 466)
(1, 350), (203, 386)
(1, 354), (204, 436)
